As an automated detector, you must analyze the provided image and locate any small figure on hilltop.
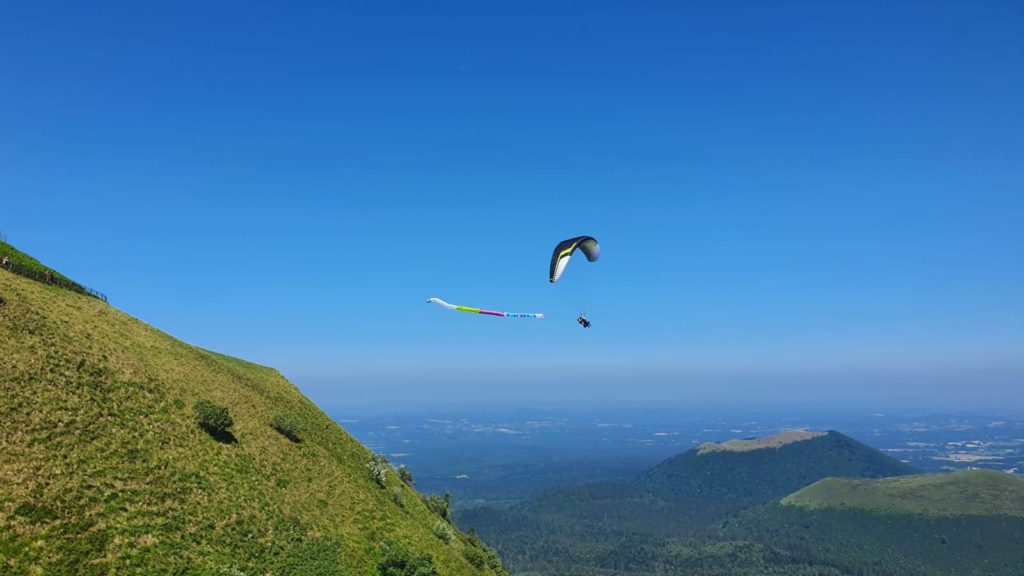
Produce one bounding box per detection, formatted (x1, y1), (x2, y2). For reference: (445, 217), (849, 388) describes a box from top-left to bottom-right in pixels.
(1, 256), (10, 270)
(43, 270), (53, 283)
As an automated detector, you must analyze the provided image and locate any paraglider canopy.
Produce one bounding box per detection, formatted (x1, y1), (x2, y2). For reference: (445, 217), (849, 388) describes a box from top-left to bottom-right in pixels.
(549, 236), (599, 283)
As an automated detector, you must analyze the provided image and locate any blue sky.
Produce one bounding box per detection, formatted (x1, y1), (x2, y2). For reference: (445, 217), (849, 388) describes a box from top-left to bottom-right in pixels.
(2, 1), (1021, 412)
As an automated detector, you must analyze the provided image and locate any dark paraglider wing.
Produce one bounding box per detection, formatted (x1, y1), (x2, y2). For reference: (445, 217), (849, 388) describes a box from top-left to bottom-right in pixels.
(549, 236), (600, 283)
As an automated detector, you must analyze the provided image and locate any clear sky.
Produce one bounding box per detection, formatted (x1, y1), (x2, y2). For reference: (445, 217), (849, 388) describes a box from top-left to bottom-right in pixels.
(2, 1), (1022, 413)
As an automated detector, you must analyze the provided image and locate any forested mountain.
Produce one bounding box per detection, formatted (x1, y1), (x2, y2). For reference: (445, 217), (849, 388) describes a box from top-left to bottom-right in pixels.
(461, 430), (916, 542)
(457, 430), (1023, 575)
(637, 430), (916, 509)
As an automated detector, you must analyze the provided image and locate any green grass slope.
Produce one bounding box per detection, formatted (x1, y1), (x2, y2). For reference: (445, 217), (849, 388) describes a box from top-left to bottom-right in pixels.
(0, 240), (106, 301)
(0, 264), (500, 575)
(782, 469), (1024, 517)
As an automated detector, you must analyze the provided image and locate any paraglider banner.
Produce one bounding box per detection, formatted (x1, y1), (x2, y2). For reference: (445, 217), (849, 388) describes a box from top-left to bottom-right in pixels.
(427, 298), (543, 319)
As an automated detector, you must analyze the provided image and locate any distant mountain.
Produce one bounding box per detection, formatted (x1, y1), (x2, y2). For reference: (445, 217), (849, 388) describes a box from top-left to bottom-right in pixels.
(457, 429), (922, 575)
(637, 430), (917, 510)
(726, 470), (1024, 576)
(482, 430), (919, 543)
(0, 242), (503, 575)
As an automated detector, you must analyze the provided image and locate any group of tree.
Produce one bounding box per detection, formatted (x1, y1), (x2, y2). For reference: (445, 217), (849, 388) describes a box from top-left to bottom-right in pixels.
(456, 431), (1024, 576)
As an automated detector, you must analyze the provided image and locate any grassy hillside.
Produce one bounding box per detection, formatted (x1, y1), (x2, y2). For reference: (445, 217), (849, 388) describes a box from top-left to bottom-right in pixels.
(0, 240), (106, 301)
(0, 262), (502, 575)
(782, 470), (1024, 517)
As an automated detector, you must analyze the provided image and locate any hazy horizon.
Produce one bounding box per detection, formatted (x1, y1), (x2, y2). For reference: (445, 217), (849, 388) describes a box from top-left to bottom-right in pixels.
(295, 365), (1024, 415)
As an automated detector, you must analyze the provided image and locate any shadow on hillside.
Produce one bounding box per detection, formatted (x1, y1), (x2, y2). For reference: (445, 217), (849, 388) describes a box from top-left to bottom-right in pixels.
(200, 425), (237, 444)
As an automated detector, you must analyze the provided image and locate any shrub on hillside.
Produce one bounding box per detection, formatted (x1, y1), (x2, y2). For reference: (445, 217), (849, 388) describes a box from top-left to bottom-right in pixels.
(461, 546), (487, 570)
(272, 413), (302, 443)
(368, 453), (390, 487)
(421, 493), (451, 523)
(398, 465), (414, 486)
(480, 547), (507, 575)
(463, 530), (508, 575)
(195, 400), (233, 435)
(431, 520), (453, 544)
(377, 542), (439, 576)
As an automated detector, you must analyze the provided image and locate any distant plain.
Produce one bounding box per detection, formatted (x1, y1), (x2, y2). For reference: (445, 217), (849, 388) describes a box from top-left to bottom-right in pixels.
(334, 407), (1024, 505)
